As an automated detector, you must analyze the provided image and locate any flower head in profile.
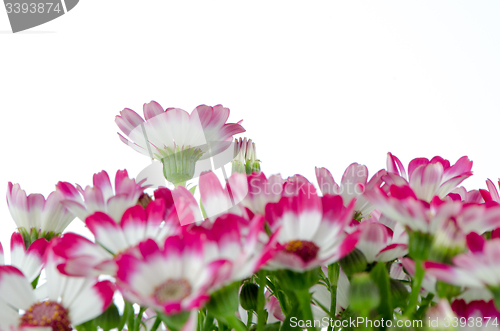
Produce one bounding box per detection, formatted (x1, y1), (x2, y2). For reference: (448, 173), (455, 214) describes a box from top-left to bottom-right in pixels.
(56, 169), (146, 223)
(6, 182), (75, 244)
(384, 153), (473, 202)
(116, 101), (245, 185)
(315, 163), (386, 220)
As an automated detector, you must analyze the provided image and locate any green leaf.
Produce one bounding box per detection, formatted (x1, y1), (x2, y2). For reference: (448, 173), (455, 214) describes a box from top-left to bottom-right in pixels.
(118, 301), (134, 331)
(94, 303), (120, 331)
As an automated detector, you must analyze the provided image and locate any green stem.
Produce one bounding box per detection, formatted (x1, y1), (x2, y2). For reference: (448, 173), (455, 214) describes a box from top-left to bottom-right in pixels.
(256, 271), (267, 331)
(150, 317), (162, 331)
(405, 259), (425, 318)
(225, 315), (248, 331)
(296, 289), (317, 331)
(133, 307), (147, 331)
(247, 310), (253, 329)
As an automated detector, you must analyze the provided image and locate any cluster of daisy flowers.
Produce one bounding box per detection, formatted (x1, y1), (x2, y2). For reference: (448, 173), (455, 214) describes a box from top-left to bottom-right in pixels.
(3, 101), (500, 331)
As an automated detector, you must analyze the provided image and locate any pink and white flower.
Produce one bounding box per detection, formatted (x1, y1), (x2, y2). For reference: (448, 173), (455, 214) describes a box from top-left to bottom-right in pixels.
(451, 299), (500, 330)
(198, 170), (249, 221)
(228, 171), (284, 217)
(355, 220), (408, 263)
(424, 233), (500, 289)
(384, 153), (473, 202)
(196, 213), (276, 281)
(264, 176), (359, 271)
(0, 241), (115, 330)
(115, 235), (229, 315)
(450, 186), (484, 203)
(315, 164), (386, 219)
(56, 169), (147, 223)
(364, 184), (500, 235)
(7, 182), (75, 235)
(116, 102), (245, 161)
(480, 179), (500, 204)
(52, 199), (178, 277)
(0, 233), (48, 282)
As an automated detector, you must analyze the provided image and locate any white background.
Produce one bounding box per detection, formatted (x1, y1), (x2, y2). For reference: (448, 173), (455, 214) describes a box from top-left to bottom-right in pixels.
(1, 1), (500, 250)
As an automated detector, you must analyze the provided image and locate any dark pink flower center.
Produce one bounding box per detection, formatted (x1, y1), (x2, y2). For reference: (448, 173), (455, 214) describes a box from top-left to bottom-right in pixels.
(154, 278), (192, 303)
(284, 240), (319, 263)
(20, 300), (71, 331)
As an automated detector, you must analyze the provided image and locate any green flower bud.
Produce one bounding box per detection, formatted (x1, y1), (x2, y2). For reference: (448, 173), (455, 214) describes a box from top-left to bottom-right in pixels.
(339, 248), (368, 277)
(390, 278), (410, 308)
(408, 231), (433, 261)
(349, 272), (380, 312)
(240, 283), (259, 311)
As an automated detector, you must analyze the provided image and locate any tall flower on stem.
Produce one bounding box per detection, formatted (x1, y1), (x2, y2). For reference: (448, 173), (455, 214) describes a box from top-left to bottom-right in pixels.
(116, 101), (245, 186)
(6, 182), (75, 247)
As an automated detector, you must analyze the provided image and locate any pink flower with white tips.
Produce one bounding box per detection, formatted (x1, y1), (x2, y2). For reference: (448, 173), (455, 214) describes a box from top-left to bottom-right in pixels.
(364, 184), (500, 235)
(6, 182), (75, 235)
(480, 178), (500, 204)
(450, 186), (485, 203)
(0, 233), (48, 282)
(264, 176), (360, 271)
(451, 299), (500, 330)
(116, 101), (245, 161)
(52, 199), (179, 277)
(0, 241), (115, 331)
(196, 214), (276, 281)
(424, 233), (500, 289)
(56, 169), (147, 223)
(355, 220), (408, 263)
(384, 153), (473, 202)
(115, 235), (229, 315)
(315, 164), (386, 219)
(227, 171), (284, 217)
(198, 170), (249, 222)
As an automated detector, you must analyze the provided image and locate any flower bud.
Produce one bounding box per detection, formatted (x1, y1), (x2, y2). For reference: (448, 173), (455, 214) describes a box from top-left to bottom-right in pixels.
(390, 278), (409, 308)
(232, 137), (261, 175)
(339, 248), (367, 277)
(408, 231), (433, 260)
(240, 283), (259, 311)
(349, 272), (380, 312)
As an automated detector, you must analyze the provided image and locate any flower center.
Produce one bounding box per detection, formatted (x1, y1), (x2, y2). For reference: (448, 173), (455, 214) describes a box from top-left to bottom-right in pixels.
(284, 240), (320, 263)
(154, 278), (192, 303)
(19, 301), (71, 331)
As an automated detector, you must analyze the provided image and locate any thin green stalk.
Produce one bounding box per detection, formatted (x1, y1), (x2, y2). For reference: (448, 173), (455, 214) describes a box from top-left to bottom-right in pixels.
(150, 317), (162, 331)
(404, 259), (425, 318)
(296, 289), (317, 331)
(256, 271), (267, 331)
(247, 310), (253, 329)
